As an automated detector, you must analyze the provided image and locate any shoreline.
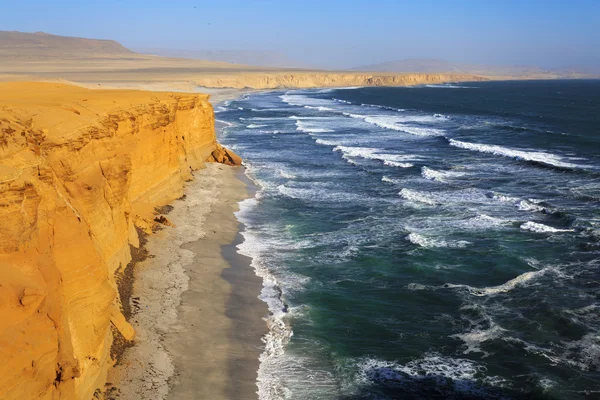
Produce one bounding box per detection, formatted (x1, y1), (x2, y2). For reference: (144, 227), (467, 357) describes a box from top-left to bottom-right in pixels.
(165, 165), (267, 400)
(220, 170), (267, 399)
(107, 85), (269, 398)
(108, 162), (267, 399)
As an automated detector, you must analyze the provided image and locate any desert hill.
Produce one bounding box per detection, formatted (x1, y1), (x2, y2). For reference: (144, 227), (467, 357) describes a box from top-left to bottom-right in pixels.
(0, 31), (133, 57)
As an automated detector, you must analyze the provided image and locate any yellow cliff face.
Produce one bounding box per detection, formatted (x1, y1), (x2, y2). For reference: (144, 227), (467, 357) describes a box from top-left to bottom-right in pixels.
(190, 72), (488, 89)
(0, 82), (234, 399)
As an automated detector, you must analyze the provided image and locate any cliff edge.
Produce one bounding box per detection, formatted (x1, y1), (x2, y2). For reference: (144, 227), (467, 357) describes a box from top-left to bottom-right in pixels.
(0, 82), (237, 399)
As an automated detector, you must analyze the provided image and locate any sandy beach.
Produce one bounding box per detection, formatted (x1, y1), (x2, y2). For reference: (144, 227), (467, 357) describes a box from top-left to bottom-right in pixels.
(107, 162), (267, 400)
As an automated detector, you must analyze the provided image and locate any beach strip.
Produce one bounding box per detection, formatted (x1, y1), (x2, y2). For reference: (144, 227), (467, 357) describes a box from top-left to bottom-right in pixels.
(108, 121), (267, 399)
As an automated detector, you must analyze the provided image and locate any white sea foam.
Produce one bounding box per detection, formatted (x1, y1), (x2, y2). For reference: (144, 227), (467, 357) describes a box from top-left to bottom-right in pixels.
(399, 187), (489, 206)
(382, 176), (403, 184)
(503, 337), (564, 365)
(451, 323), (507, 356)
(304, 105), (334, 111)
(490, 193), (552, 213)
(426, 84), (474, 88)
(279, 169), (296, 179)
(279, 94), (307, 106)
(241, 117), (289, 121)
(280, 94), (336, 109)
(315, 138), (339, 146)
(288, 116), (331, 120)
(296, 125), (334, 134)
(384, 160), (414, 168)
(401, 187), (528, 208)
(447, 267), (552, 296)
(277, 184), (367, 203)
(360, 103), (405, 112)
(506, 330), (600, 373)
(407, 265), (554, 298)
(362, 113), (440, 124)
(342, 112), (446, 136)
(448, 139), (583, 169)
(364, 116), (414, 132)
(516, 200), (547, 213)
(355, 353), (500, 393)
(333, 98), (352, 104)
(520, 221), (574, 233)
(491, 193), (521, 204)
(247, 124), (267, 129)
(463, 214), (512, 230)
(397, 187), (553, 216)
(235, 191), (317, 400)
(564, 332), (600, 372)
(406, 232), (470, 248)
(398, 125), (446, 137)
(399, 188), (440, 205)
(235, 203), (293, 399)
(333, 145), (415, 167)
(421, 166), (465, 182)
(293, 118), (335, 133)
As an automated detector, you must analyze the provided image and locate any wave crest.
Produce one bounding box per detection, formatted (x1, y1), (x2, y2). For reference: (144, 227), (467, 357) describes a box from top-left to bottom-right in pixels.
(448, 139), (585, 170)
(520, 221), (574, 233)
(406, 232), (470, 248)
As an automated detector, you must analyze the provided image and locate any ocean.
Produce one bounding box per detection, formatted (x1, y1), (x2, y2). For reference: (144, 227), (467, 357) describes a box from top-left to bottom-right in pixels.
(216, 80), (600, 399)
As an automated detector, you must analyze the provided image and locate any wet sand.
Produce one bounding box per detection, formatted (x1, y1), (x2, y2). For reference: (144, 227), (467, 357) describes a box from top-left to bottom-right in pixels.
(220, 172), (267, 400)
(109, 163), (267, 399)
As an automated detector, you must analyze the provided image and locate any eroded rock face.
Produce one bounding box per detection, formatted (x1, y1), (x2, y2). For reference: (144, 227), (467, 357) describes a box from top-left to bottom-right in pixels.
(0, 82), (232, 399)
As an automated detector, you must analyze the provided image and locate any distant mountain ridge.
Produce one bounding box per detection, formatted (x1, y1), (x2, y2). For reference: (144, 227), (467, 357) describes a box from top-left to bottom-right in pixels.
(0, 30), (133, 55)
(0, 31), (306, 68)
(353, 58), (599, 79)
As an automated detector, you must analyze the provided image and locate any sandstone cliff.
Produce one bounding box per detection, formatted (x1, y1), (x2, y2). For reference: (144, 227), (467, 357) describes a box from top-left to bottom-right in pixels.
(190, 72), (488, 89)
(0, 82), (237, 399)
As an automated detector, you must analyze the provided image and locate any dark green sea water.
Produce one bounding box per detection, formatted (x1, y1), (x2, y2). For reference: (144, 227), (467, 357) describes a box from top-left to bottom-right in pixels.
(217, 81), (600, 399)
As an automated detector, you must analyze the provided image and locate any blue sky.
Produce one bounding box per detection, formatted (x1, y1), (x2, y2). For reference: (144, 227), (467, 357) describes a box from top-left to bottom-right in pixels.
(1, 0), (598, 68)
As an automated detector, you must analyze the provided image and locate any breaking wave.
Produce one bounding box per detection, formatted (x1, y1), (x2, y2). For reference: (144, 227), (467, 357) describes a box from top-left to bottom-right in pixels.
(520, 221), (574, 233)
(448, 139), (585, 170)
(406, 232), (470, 248)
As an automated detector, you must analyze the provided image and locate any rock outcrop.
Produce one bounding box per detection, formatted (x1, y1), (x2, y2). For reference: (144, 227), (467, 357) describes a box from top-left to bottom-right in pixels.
(0, 82), (231, 399)
(207, 145), (242, 166)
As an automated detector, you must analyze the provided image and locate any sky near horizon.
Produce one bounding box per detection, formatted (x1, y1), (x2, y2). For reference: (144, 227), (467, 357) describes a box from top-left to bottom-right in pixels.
(1, 0), (599, 69)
